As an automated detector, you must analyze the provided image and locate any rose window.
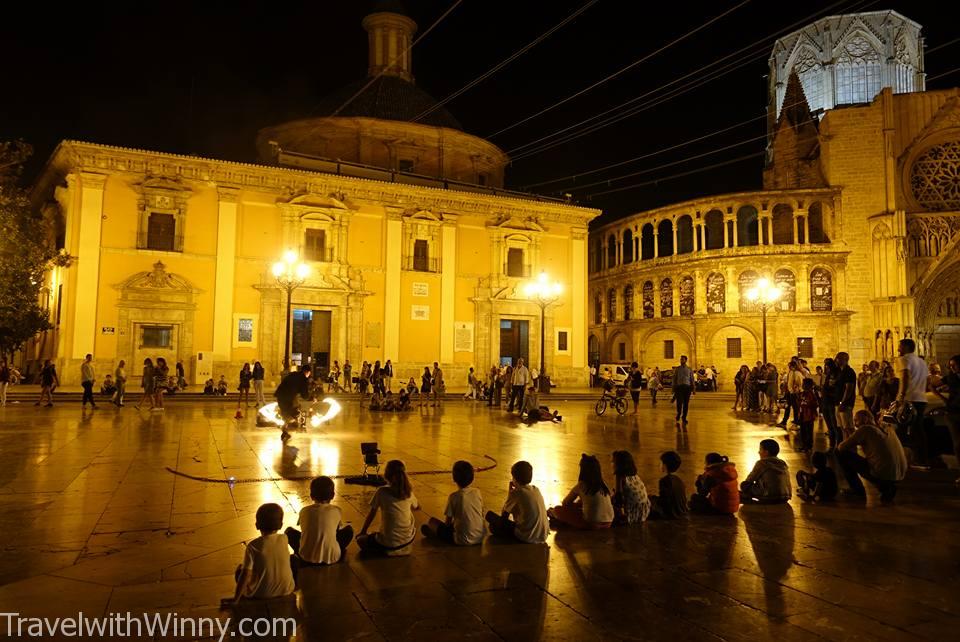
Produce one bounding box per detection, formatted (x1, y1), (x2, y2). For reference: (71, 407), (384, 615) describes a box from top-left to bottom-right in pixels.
(911, 141), (960, 211)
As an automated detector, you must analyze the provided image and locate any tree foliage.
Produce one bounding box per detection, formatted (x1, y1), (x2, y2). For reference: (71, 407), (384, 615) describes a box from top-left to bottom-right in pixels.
(0, 141), (71, 359)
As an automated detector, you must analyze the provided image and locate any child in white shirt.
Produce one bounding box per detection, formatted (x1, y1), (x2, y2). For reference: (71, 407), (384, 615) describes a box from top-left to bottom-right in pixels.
(286, 476), (353, 570)
(485, 461), (549, 544)
(421, 460), (485, 545)
(357, 460), (420, 556)
(233, 503), (295, 602)
(548, 454), (615, 529)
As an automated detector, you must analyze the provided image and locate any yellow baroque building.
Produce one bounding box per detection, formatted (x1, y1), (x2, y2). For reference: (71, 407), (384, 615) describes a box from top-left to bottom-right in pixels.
(30, 8), (599, 386)
(589, 11), (960, 375)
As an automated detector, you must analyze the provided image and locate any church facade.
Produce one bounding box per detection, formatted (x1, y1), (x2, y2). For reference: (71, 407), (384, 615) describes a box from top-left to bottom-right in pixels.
(588, 10), (960, 375)
(30, 8), (598, 386)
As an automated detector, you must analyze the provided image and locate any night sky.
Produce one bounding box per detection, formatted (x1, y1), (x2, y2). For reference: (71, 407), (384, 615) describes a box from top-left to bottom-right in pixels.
(2, 1), (954, 225)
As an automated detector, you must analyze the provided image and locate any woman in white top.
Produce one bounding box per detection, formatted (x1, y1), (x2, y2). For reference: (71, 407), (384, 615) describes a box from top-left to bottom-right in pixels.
(357, 460), (420, 556)
(547, 454), (614, 530)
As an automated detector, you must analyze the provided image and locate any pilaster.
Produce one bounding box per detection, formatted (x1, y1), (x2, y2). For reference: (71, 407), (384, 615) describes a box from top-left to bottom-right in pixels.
(213, 186), (239, 360)
(571, 229), (586, 368)
(384, 207), (403, 359)
(440, 221), (458, 363)
(71, 172), (106, 359)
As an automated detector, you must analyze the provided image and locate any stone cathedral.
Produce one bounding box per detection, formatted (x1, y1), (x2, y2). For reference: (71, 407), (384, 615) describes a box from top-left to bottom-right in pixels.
(588, 10), (960, 375)
(29, 6), (598, 386)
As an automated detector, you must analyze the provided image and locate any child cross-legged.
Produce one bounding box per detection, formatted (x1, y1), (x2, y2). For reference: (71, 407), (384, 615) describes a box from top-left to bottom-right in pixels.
(548, 454), (614, 530)
(285, 476), (353, 572)
(421, 460), (485, 545)
(357, 460), (420, 556)
(233, 503), (296, 603)
(485, 461), (549, 544)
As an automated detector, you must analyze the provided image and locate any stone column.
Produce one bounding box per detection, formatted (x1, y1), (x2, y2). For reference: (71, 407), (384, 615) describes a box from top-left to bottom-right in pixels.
(792, 215), (799, 245)
(213, 187), (239, 361)
(71, 172), (106, 359)
(653, 223), (659, 258)
(797, 263), (810, 312)
(723, 218), (729, 248)
(671, 220), (678, 256)
(731, 218), (739, 247)
(440, 221), (457, 363)
(571, 229), (587, 369)
(384, 208), (403, 359)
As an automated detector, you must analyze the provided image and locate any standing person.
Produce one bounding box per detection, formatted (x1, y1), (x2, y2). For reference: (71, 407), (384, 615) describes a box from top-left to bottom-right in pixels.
(0, 358), (9, 407)
(383, 359), (393, 393)
(820, 359), (840, 449)
(252, 361), (266, 406)
(487, 366), (499, 407)
(237, 363), (252, 409)
(463, 367), (478, 401)
(673, 355), (694, 425)
(857, 364), (869, 403)
(419, 366), (432, 408)
(153, 357), (169, 411)
(895, 338), (930, 467)
(176, 360), (186, 390)
(508, 358), (529, 413)
(765, 363), (780, 414)
(628, 362), (644, 414)
(777, 362), (803, 428)
(649, 367), (662, 406)
(933, 355), (960, 484)
(114, 360), (126, 407)
(80, 354), (97, 409)
(135, 358), (154, 410)
(862, 361), (882, 414)
(328, 360), (341, 393)
(371, 361), (383, 396)
(733, 365), (748, 410)
(589, 364), (597, 388)
(797, 378), (820, 452)
(833, 352), (858, 440)
(342, 360), (353, 393)
(431, 362), (444, 406)
(274, 365), (313, 440)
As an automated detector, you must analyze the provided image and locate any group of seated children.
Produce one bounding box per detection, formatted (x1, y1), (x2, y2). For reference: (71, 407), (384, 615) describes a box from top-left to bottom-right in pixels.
(369, 389), (412, 412)
(230, 439), (847, 604)
(203, 376), (229, 395)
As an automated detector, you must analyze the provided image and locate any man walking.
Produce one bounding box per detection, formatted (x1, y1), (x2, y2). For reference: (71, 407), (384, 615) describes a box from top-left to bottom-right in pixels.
(343, 360), (352, 393)
(81, 354), (97, 409)
(777, 361), (804, 428)
(508, 358), (530, 413)
(673, 355), (694, 424)
(834, 352), (858, 440)
(896, 338), (930, 467)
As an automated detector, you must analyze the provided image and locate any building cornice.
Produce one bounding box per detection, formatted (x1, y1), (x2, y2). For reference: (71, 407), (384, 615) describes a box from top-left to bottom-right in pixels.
(41, 140), (601, 226)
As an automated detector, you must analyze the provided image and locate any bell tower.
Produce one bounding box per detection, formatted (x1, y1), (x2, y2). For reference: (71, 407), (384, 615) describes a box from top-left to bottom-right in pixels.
(361, 9), (417, 83)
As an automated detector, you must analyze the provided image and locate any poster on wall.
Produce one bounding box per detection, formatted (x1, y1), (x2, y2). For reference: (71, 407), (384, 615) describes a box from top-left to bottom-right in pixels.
(810, 268), (833, 311)
(454, 322), (474, 352)
(232, 313), (258, 348)
(412, 282), (429, 297)
(706, 273), (725, 313)
(660, 278), (673, 317)
(679, 276), (695, 316)
(775, 269), (797, 311)
(642, 281), (655, 319)
(365, 322), (382, 348)
(411, 305), (430, 321)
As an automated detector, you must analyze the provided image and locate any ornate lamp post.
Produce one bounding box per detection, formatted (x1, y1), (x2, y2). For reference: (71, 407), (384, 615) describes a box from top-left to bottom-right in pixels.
(272, 250), (309, 373)
(523, 272), (563, 392)
(745, 277), (782, 364)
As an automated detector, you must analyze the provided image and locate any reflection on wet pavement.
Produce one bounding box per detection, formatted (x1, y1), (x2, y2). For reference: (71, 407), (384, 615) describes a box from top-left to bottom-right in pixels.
(1, 397), (959, 640)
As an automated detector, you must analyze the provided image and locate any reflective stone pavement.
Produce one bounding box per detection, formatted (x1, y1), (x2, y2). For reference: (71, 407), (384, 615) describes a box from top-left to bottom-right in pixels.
(1, 396), (959, 641)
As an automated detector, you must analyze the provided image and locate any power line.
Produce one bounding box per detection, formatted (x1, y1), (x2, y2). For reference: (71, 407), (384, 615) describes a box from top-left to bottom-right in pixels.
(928, 66), (960, 83)
(411, 0), (601, 123)
(926, 36), (960, 55)
(485, 0), (753, 139)
(329, 0), (465, 117)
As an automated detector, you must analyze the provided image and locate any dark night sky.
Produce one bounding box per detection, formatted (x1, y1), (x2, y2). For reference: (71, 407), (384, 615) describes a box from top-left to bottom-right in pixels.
(2, 1), (955, 225)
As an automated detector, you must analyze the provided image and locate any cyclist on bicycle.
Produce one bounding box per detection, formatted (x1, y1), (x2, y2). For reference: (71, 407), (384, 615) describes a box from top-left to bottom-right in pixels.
(274, 364), (313, 439)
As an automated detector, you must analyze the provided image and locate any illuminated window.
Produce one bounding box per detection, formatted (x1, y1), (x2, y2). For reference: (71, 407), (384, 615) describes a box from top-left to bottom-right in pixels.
(797, 337), (814, 359)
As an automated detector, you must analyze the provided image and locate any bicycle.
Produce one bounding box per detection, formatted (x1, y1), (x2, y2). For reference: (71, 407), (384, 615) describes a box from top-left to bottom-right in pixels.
(595, 381), (628, 416)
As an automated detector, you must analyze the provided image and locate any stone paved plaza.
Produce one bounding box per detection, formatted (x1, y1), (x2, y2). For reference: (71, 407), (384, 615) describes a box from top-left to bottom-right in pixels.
(1, 394), (959, 641)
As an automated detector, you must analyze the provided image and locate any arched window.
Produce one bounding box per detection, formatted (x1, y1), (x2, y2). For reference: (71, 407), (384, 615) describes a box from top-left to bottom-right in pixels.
(660, 278), (673, 317)
(622, 229), (634, 264)
(772, 204), (794, 245)
(607, 234), (617, 268)
(792, 47), (824, 113)
(810, 268), (833, 311)
(679, 276), (695, 316)
(588, 335), (600, 365)
(676, 215), (694, 254)
(738, 270), (759, 312)
(607, 288), (617, 322)
(657, 220), (674, 257)
(704, 209), (724, 250)
(835, 33), (882, 105)
(808, 202), (829, 243)
(623, 285), (634, 321)
(706, 272), (725, 313)
(642, 281), (654, 319)
(736, 206), (759, 246)
(594, 293), (602, 324)
(774, 268), (797, 311)
(641, 224), (655, 260)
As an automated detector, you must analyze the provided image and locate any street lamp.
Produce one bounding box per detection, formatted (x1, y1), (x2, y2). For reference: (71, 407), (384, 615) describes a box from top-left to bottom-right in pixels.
(745, 277), (782, 364)
(523, 271), (563, 392)
(272, 250), (309, 373)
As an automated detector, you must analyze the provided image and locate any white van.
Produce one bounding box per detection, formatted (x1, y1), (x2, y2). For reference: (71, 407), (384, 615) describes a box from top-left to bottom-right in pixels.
(599, 364), (636, 387)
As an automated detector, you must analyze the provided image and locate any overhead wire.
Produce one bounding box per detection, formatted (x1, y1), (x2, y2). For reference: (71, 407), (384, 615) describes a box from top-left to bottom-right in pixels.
(928, 66), (960, 83)
(485, 0), (753, 139)
(411, 0), (602, 123)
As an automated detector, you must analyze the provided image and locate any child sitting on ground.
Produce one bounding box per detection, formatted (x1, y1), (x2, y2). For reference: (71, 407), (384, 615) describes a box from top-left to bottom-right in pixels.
(522, 385), (561, 423)
(203, 378), (215, 395)
(690, 453), (739, 515)
(369, 391), (382, 411)
(216, 375), (228, 396)
(740, 439), (792, 504)
(357, 460), (419, 556)
(381, 391), (396, 411)
(285, 477), (353, 573)
(796, 451), (838, 502)
(233, 503), (295, 602)
(421, 460), (485, 545)
(397, 387), (411, 410)
(485, 461), (549, 543)
(648, 451), (688, 519)
(548, 454), (614, 529)
(101, 374), (117, 396)
(611, 450), (650, 525)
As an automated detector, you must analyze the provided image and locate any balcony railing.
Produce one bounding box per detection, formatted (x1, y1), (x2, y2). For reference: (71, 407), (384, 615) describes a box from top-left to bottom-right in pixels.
(504, 263), (532, 278)
(137, 230), (184, 253)
(403, 256), (440, 273)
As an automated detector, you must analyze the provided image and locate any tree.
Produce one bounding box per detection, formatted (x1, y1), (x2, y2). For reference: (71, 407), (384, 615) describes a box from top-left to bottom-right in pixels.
(0, 141), (71, 360)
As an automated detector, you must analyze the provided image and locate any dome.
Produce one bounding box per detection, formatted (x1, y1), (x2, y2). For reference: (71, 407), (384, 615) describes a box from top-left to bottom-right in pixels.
(314, 75), (462, 130)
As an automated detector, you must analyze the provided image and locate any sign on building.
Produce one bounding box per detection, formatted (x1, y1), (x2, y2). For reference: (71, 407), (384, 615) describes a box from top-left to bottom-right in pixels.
(411, 305), (430, 321)
(412, 282), (429, 297)
(454, 322), (474, 352)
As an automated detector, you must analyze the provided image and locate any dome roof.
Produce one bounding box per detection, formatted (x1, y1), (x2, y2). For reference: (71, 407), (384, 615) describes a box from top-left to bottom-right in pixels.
(314, 75), (462, 130)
